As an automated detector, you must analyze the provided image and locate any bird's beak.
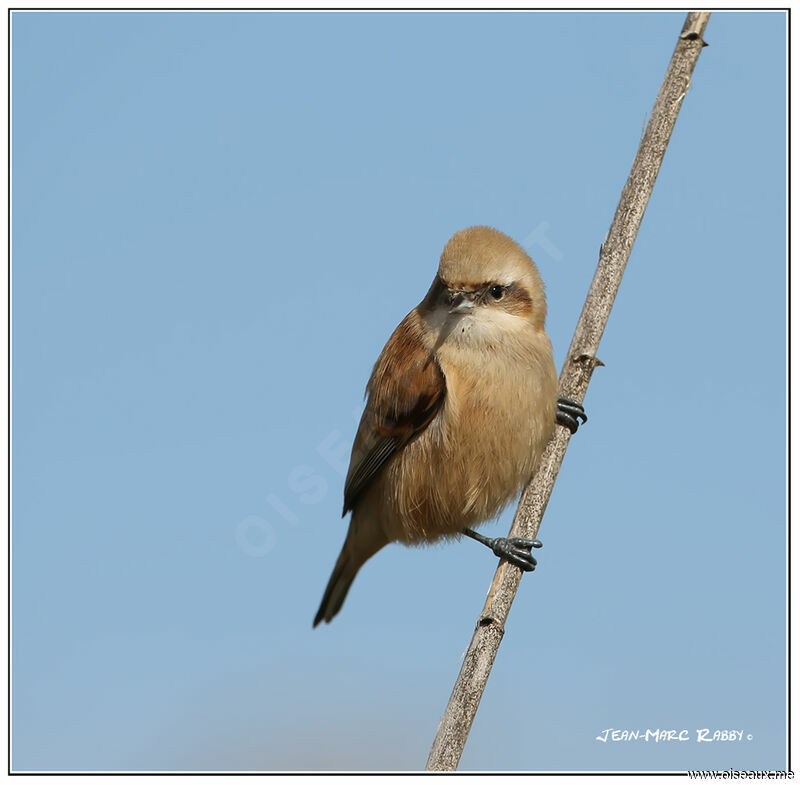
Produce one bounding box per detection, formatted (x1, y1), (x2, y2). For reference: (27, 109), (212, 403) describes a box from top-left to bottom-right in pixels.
(448, 291), (476, 314)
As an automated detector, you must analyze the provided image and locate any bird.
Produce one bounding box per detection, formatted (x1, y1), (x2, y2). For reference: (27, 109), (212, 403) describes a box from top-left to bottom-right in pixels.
(313, 226), (585, 627)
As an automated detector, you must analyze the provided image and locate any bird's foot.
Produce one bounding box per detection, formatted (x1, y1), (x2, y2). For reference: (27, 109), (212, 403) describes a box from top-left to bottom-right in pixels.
(463, 528), (542, 572)
(556, 396), (587, 434)
(490, 536), (542, 572)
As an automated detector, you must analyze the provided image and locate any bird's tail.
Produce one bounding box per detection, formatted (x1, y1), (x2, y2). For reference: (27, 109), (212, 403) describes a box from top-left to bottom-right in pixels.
(313, 546), (359, 627)
(313, 514), (388, 627)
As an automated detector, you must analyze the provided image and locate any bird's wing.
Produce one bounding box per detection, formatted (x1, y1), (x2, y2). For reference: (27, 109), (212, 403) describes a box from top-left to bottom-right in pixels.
(342, 313), (445, 515)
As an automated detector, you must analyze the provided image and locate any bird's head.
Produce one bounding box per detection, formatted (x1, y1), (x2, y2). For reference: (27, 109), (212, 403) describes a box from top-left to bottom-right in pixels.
(420, 226), (548, 343)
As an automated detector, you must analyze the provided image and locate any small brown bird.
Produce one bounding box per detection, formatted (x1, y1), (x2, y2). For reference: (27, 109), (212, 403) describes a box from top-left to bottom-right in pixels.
(314, 226), (585, 626)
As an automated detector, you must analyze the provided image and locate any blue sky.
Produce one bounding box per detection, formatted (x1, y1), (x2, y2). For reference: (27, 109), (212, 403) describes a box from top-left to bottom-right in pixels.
(11, 10), (786, 772)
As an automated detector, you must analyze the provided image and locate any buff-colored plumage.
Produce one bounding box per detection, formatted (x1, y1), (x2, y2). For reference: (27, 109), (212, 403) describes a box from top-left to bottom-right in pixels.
(314, 226), (558, 626)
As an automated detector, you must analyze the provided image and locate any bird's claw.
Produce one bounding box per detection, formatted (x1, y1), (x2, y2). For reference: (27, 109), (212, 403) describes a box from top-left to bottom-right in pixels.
(556, 396), (587, 434)
(489, 536), (542, 572)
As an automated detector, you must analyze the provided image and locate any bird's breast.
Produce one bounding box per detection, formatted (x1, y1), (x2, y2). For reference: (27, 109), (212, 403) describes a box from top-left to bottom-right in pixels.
(382, 330), (557, 543)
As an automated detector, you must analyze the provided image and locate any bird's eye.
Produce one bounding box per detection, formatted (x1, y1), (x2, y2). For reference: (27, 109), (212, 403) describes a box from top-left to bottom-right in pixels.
(489, 285), (505, 300)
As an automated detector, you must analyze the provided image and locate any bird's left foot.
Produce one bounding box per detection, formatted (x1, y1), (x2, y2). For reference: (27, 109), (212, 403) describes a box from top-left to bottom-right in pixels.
(556, 396), (587, 434)
(463, 528), (542, 572)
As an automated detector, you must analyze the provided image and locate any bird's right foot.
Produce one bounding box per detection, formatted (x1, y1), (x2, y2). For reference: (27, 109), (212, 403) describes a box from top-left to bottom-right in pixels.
(463, 528), (542, 572)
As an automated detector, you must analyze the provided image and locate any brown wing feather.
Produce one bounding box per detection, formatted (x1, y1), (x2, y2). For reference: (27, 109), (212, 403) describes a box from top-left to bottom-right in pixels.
(342, 312), (445, 515)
